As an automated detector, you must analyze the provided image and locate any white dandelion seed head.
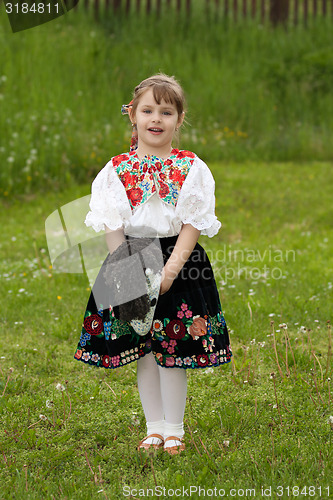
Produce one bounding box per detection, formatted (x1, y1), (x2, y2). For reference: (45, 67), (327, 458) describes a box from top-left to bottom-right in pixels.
(39, 414), (47, 421)
(55, 383), (66, 392)
(46, 400), (54, 408)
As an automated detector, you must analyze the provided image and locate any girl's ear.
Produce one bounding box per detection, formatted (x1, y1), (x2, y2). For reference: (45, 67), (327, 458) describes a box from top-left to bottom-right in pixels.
(177, 111), (185, 129)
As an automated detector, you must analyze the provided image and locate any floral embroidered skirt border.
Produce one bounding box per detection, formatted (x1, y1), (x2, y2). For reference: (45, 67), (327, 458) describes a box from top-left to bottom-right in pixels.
(74, 235), (232, 370)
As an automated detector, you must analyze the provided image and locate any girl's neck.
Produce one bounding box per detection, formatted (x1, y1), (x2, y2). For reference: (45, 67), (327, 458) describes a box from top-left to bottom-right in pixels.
(135, 145), (174, 161)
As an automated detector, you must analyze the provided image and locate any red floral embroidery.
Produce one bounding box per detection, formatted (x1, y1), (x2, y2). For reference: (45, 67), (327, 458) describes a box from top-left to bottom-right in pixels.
(176, 150), (195, 159)
(84, 314), (103, 335)
(165, 357), (175, 367)
(74, 349), (82, 359)
(197, 354), (209, 367)
(127, 187), (143, 206)
(121, 171), (133, 188)
(168, 168), (182, 182)
(165, 319), (186, 340)
(112, 153), (130, 166)
(114, 150), (196, 210)
(102, 355), (111, 367)
(158, 182), (170, 198)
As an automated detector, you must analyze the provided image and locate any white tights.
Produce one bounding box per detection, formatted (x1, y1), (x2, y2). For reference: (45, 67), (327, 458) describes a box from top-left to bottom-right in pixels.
(137, 352), (187, 447)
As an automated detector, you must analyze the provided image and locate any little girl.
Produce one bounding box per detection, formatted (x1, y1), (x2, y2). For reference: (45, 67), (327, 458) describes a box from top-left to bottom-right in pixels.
(74, 74), (232, 455)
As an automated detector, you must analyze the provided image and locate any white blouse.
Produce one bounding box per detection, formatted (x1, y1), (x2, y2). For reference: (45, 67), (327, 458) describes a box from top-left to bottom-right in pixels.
(84, 154), (221, 238)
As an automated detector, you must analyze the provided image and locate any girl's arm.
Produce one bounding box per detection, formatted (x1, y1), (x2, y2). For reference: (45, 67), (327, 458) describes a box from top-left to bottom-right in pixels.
(160, 223), (200, 295)
(105, 226), (126, 255)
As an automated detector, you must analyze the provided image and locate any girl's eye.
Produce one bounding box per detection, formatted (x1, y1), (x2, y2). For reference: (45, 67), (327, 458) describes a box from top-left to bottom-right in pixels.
(143, 110), (151, 114)
(163, 112), (171, 116)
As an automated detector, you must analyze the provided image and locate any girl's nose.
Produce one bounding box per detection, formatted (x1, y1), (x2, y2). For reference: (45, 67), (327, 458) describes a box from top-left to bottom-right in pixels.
(152, 113), (161, 122)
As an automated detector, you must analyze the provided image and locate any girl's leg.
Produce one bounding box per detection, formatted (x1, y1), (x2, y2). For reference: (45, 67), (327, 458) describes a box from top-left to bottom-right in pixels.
(158, 365), (187, 448)
(137, 352), (164, 445)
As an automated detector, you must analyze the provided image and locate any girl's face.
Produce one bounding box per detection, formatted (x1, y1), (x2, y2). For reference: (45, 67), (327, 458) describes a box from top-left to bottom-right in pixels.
(130, 88), (184, 157)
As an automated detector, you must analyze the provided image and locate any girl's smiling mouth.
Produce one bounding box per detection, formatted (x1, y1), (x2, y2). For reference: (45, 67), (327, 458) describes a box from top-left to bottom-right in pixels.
(148, 127), (163, 134)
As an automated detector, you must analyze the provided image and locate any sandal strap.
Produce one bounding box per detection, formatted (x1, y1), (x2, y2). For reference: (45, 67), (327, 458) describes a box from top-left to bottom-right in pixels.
(164, 435), (183, 443)
(140, 433), (164, 443)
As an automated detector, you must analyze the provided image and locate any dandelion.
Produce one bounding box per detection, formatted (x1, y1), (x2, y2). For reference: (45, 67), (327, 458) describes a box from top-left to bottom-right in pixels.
(39, 414), (47, 421)
(223, 440), (230, 447)
(55, 383), (66, 392)
(250, 339), (256, 345)
(328, 416), (333, 430)
(46, 400), (54, 408)
(7, 156), (15, 163)
(268, 313), (275, 317)
(57, 296), (62, 300)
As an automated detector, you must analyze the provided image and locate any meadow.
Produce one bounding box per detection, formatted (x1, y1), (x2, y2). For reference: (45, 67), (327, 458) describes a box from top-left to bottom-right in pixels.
(0, 3), (333, 499)
(0, 159), (332, 498)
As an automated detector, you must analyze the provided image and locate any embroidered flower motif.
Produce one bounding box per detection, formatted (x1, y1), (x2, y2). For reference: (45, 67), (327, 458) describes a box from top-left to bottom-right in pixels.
(91, 354), (100, 363)
(127, 187), (143, 207)
(153, 320), (163, 332)
(175, 358), (183, 367)
(169, 340), (177, 346)
(84, 314), (103, 335)
(188, 316), (207, 340)
(112, 153), (130, 166)
(165, 319), (186, 340)
(180, 303), (188, 311)
(167, 346), (175, 354)
(176, 150), (195, 159)
(158, 182), (169, 198)
(161, 340), (169, 349)
(177, 310), (184, 319)
(197, 354), (209, 367)
(185, 309), (193, 318)
(165, 357), (175, 367)
(82, 352), (91, 362)
(102, 355), (111, 367)
(111, 355), (120, 367)
(104, 320), (112, 341)
(209, 353), (218, 364)
(183, 357), (192, 366)
(74, 349), (82, 360)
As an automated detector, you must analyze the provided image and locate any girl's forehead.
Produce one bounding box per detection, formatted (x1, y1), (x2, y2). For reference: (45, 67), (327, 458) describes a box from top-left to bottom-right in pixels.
(137, 88), (176, 108)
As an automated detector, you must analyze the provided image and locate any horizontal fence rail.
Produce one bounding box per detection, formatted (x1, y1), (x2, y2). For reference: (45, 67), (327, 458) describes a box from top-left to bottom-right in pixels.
(73, 0), (333, 25)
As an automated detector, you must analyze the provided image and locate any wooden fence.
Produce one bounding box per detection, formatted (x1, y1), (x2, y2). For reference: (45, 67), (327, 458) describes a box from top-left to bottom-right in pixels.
(72, 0), (333, 25)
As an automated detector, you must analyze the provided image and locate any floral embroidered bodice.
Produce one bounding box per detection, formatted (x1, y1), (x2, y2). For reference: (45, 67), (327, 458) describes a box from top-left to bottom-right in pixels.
(112, 148), (196, 211)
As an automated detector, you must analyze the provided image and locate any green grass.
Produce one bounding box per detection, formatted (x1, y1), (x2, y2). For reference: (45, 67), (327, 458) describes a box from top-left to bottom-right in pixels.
(1, 7), (333, 195)
(0, 161), (332, 499)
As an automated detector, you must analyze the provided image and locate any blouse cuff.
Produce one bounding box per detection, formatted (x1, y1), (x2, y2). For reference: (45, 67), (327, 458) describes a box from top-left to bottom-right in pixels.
(175, 157), (221, 237)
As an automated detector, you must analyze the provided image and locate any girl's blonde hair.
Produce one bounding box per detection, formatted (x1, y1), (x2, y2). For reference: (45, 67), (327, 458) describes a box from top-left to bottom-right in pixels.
(131, 73), (186, 119)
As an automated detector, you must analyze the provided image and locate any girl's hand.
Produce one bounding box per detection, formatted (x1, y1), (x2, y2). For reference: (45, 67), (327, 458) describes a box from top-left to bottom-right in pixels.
(159, 266), (175, 295)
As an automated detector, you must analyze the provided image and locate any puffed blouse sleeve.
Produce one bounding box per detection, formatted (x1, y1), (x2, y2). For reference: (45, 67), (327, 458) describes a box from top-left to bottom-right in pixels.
(175, 157), (221, 237)
(84, 160), (132, 232)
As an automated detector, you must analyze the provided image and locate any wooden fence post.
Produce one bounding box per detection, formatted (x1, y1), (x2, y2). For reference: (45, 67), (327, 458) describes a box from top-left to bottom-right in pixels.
(270, 0), (289, 26)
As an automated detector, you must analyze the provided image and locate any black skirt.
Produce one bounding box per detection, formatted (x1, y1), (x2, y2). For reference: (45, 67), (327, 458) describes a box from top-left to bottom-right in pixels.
(74, 236), (232, 370)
